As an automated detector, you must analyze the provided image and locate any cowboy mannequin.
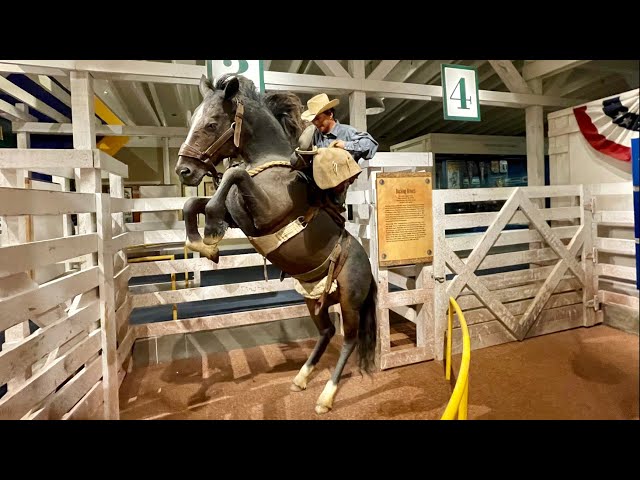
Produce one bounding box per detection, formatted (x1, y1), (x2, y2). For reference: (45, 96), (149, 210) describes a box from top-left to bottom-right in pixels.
(294, 93), (379, 214)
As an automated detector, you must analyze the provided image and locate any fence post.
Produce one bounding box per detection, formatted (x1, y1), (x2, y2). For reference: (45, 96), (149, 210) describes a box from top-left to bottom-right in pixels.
(96, 193), (119, 419)
(581, 184), (599, 326)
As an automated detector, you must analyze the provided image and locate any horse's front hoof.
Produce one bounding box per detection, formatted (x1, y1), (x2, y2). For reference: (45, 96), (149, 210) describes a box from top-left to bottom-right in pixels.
(207, 251), (220, 264)
(315, 404), (331, 415)
(290, 383), (305, 392)
(186, 240), (219, 263)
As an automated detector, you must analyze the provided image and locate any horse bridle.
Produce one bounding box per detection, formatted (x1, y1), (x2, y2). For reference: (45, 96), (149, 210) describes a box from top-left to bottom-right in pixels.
(177, 99), (245, 176)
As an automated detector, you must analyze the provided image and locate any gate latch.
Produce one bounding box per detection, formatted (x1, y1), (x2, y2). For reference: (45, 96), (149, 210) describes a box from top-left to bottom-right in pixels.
(586, 295), (601, 311)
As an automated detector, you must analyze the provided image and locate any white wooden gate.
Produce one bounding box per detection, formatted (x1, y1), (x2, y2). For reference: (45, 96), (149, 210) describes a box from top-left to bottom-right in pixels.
(432, 184), (592, 360)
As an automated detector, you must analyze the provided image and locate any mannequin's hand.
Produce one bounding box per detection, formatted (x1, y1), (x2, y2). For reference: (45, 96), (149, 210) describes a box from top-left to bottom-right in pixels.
(330, 140), (346, 149)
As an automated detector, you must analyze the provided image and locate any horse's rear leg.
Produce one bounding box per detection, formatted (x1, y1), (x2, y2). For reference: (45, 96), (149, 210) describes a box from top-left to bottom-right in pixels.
(291, 298), (335, 391)
(314, 305), (359, 415)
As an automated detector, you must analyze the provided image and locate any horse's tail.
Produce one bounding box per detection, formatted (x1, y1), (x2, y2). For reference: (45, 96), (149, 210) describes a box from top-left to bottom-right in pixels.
(358, 274), (378, 374)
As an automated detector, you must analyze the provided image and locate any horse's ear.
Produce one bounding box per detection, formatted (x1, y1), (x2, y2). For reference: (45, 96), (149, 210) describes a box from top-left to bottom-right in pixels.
(224, 76), (240, 101)
(199, 75), (213, 99)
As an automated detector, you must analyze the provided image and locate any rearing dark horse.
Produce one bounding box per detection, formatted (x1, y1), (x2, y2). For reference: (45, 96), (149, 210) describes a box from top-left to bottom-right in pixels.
(174, 74), (377, 415)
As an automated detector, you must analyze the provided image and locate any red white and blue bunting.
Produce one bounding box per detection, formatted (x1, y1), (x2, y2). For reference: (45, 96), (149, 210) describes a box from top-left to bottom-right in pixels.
(573, 89), (639, 162)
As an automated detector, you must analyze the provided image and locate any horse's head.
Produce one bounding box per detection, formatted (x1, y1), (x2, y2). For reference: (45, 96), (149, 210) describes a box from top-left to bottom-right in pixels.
(175, 74), (243, 186)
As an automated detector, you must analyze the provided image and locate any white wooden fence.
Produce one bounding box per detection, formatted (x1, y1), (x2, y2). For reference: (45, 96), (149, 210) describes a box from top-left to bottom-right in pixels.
(589, 182), (638, 326)
(2, 152), (637, 418)
(348, 162), (637, 368)
(0, 59), (637, 418)
(0, 148), (133, 420)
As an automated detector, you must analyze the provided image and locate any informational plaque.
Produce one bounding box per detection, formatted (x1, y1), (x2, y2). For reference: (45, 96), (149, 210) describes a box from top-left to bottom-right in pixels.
(376, 172), (433, 267)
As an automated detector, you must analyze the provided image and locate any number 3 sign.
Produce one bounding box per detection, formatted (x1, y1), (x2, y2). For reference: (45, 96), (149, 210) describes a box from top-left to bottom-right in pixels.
(441, 63), (481, 122)
(206, 60), (265, 93)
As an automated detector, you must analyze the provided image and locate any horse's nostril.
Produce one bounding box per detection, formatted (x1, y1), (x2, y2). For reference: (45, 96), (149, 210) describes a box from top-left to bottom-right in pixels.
(178, 167), (191, 177)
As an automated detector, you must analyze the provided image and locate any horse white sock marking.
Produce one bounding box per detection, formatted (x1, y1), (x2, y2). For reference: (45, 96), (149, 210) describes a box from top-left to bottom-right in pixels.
(293, 363), (315, 389)
(316, 379), (337, 411)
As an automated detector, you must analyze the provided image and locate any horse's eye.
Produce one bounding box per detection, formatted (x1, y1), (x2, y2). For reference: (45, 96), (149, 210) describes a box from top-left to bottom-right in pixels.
(206, 122), (217, 131)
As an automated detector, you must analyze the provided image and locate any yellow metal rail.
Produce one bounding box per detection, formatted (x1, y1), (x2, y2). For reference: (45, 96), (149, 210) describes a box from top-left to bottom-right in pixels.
(441, 296), (471, 420)
(128, 254), (178, 320)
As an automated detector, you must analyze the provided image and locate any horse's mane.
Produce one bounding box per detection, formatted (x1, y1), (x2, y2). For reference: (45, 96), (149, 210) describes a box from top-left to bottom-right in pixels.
(212, 73), (310, 149)
(263, 91), (310, 149)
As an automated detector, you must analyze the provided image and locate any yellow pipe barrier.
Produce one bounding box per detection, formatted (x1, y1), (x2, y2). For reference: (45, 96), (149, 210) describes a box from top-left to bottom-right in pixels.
(128, 254), (178, 321)
(441, 296), (471, 420)
(184, 245), (190, 288)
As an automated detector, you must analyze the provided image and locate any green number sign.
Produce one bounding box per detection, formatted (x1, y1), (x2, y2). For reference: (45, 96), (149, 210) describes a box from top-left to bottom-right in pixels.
(441, 63), (481, 122)
(207, 60), (265, 93)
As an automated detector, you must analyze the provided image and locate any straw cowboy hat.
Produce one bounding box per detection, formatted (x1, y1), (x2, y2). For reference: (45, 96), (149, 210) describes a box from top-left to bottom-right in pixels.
(313, 145), (362, 190)
(301, 93), (340, 122)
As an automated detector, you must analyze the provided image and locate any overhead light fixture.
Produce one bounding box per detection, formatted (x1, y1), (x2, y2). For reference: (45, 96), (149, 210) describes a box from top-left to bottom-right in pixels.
(366, 96), (385, 115)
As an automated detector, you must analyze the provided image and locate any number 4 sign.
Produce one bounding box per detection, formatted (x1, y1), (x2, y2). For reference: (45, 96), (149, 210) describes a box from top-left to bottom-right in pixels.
(441, 63), (481, 122)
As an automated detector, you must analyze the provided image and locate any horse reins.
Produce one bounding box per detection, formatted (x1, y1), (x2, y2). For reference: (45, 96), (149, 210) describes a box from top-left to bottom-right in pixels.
(178, 99), (245, 171)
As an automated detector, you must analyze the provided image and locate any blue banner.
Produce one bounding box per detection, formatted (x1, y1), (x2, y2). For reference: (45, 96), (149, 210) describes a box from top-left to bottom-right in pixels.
(632, 137), (639, 289)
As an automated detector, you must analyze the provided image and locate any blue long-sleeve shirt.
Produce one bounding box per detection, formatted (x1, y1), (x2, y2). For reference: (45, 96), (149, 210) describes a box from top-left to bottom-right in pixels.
(312, 121), (379, 162)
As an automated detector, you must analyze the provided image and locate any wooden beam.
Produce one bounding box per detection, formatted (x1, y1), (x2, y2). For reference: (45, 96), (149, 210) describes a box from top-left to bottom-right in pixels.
(0, 62), (67, 77)
(526, 78), (545, 186)
(0, 267), (99, 332)
(125, 137), (183, 148)
(96, 193), (119, 419)
(147, 83), (167, 126)
(314, 60), (351, 77)
(0, 330), (101, 420)
(90, 78), (137, 126)
(523, 60), (591, 81)
(0, 99), (35, 122)
(133, 304), (319, 338)
(0, 301), (99, 386)
(0, 148), (93, 169)
(288, 60), (303, 73)
(544, 70), (573, 96)
(0, 234), (98, 277)
(0, 188), (96, 215)
(129, 82), (161, 126)
(11, 123), (188, 137)
(172, 60), (196, 127)
(0, 76), (69, 122)
(348, 60), (366, 131)
(488, 60), (532, 94)
(367, 60), (401, 81)
(93, 150), (128, 178)
(25, 74), (72, 106)
(2, 60), (586, 107)
(264, 71), (581, 107)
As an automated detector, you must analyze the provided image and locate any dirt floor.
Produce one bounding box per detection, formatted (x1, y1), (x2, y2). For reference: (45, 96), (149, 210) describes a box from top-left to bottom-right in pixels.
(119, 324), (639, 420)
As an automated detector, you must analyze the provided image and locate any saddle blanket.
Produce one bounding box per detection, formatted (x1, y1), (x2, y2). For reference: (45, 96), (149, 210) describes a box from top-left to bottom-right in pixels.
(292, 275), (338, 300)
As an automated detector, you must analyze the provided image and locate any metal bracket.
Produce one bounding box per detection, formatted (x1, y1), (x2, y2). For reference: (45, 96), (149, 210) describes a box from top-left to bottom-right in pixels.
(585, 247), (598, 263)
(583, 198), (597, 215)
(586, 295), (601, 311)
(433, 275), (446, 283)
